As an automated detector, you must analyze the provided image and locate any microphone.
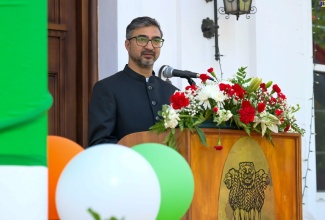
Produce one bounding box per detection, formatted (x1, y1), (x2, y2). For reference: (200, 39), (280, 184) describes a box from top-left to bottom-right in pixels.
(159, 65), (200, 79)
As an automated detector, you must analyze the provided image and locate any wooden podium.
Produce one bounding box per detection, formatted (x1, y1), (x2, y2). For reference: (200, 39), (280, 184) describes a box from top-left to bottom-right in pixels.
(118, 128), (302, 220)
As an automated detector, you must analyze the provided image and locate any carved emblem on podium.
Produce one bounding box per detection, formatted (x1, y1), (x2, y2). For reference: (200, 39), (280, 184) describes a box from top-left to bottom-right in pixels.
(224, 162), (270, 220)
(218, 137), (275, 220)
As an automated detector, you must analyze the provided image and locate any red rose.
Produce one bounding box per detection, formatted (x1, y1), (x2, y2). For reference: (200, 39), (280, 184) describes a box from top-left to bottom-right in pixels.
(219, 83), (230, 91)
(269, 97), (277, 105)
(232, 84), (246, 99)
(272, 84), (281, 93)
(200, 73), (211, 82)
(207, 67), (214, 73)
(214, 145), (223, 150)
(241, 100), (252, 108)
(257, 102), (266, 113)
(185, 84), (197, 92)
(170, 92), (189, 110)
(219, 83), (234, 97)
(275, 109), (283, 116)
(239, 100), (255, 124)
(260, 83), (266, 91)
(284, 124), (290, 132)
(213, 106), (219, 113)
(277, 92), (286, 100)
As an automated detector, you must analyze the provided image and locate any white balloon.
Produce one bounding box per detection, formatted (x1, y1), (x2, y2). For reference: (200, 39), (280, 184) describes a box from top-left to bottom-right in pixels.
(56, 144), (161, 220)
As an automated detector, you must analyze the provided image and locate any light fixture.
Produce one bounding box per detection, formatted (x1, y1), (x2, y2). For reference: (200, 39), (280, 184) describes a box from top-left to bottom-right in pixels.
(201, 0), (257, 61)
(219, 0), (257, 20)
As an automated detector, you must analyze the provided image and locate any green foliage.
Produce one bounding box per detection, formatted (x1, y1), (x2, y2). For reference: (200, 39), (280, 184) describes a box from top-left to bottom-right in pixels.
(163, 129), (177, 149)
(195, 126), (207, 146)
(88, 208), (125, 220)
(88, 208), (101, 220)
(149, 121), (166, 134)
(149, 110), (213, 149)
(193, 111), (212, 126)
(233, 115), (251, 137)
(230, 67), (251, 85)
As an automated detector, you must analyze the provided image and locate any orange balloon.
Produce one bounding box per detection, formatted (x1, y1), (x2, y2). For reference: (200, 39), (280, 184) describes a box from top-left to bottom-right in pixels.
(47, 135), (84, 220)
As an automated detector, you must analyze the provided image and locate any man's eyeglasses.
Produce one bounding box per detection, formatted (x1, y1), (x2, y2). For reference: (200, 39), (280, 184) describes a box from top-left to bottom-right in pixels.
(128, 35), (164, 48)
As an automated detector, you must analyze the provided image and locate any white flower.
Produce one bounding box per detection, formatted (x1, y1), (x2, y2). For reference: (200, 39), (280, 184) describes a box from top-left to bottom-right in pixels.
(195, 83), (227, 110)
(162, 106), (180, 129)
(215, 109), (233, 124)
(253, 112), (281, 136)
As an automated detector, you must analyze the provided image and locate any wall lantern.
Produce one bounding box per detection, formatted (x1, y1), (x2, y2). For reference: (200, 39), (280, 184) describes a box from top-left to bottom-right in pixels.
(220, 0), (257, 20)
(201, 0), (256, 61)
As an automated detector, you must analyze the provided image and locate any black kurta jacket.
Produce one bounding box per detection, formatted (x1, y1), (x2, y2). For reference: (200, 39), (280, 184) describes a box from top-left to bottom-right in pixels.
(88, 65), (179, 147)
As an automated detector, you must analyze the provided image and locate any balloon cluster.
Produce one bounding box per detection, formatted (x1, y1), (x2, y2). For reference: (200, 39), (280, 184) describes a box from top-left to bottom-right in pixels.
(48, 136), (194, 220)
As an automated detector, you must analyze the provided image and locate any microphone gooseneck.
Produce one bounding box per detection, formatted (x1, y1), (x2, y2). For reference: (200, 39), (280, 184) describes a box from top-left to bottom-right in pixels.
(160, 65), (200, 79)
(159, 65), (214, 86)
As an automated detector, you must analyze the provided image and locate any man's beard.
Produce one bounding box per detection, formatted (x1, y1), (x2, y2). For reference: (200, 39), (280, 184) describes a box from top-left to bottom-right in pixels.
(130, 50), (156, 69)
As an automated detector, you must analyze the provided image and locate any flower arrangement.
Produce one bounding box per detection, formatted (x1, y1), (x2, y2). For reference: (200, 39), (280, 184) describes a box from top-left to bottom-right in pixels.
(149, 67), (305, 149)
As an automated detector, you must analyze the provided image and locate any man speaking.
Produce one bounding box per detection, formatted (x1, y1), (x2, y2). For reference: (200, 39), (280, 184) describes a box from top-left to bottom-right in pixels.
(88, 16), (178, 147)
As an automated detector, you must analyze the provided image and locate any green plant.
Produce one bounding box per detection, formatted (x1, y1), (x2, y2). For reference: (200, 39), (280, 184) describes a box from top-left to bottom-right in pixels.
(88, 208), (125, 220)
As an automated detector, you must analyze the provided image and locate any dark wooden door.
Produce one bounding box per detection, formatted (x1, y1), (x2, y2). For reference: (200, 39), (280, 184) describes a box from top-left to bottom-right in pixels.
(48, 0), (97, 148)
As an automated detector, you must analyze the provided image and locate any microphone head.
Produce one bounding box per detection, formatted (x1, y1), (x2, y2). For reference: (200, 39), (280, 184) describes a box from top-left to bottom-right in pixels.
(160, 65), (174, 78)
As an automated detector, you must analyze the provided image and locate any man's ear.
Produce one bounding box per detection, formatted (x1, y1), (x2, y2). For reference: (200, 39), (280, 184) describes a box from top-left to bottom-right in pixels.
(125, 39), (130, 51)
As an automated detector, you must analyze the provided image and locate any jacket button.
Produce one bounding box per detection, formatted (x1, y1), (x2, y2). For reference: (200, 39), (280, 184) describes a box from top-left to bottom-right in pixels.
(148, 85), (153, 90)
(151, 101), (156, 105)
(155, 116), (160, 121)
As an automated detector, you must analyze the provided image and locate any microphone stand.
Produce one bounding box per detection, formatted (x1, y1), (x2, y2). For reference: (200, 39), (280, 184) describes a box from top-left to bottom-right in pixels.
(184, 77), (196, 86)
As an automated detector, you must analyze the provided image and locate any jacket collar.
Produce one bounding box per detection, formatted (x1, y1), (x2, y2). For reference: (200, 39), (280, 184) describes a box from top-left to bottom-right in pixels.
(124, 64), (156, 82)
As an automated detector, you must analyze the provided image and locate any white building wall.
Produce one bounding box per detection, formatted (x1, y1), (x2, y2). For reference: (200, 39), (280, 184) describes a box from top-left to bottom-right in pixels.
(98, 0), (321, 218)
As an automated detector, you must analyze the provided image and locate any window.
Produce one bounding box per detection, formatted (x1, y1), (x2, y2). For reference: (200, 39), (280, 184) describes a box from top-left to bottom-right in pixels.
(313, 0), (325, 192)
(314, 70), (325, 191)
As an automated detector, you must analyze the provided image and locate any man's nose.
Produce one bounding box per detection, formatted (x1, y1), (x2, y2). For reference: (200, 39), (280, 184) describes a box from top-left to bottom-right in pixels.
(145, 40), (154, 49)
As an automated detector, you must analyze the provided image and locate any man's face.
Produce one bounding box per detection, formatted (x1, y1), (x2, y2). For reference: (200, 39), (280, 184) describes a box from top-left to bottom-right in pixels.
(125, 26), (162, 69)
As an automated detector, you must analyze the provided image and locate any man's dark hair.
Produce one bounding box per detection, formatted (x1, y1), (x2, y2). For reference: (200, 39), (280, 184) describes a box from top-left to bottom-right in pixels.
(126, 16), (163, 39)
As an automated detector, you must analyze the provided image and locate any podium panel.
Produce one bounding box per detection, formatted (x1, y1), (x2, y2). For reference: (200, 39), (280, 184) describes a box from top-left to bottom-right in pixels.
(118, 129), (302, 220)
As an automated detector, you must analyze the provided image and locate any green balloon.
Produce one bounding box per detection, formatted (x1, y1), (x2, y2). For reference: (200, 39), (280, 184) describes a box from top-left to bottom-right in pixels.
(132, 143), (194, 220)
